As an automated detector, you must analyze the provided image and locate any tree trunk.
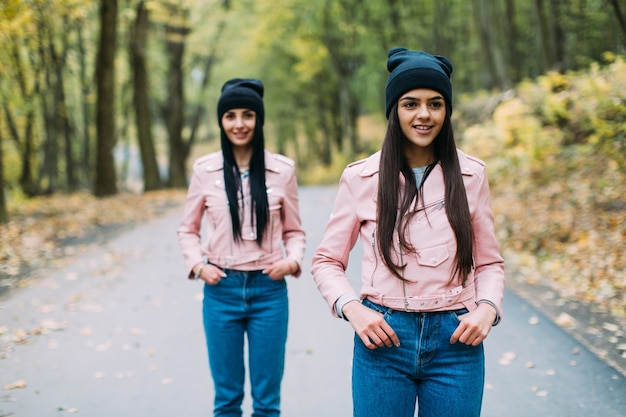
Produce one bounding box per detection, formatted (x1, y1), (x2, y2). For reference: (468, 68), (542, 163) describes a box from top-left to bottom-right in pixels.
(94, 0), (118, 197)
(550, 0), (566, 71)
(534, 0), (554, 72)
(163, 2), (189, 188)
(3, 104), (38, 196)
(0, 120), (7, 224)
(184, 21), (224, 159)
(472, 0), (512, 90)
(504, 0), (522, 83)
(77, 24), (93, 188)
(49, 30), (78, 191)
(35, 20), (57, 195)
(6, 41), (38, 195)
(433, 0), (453, 54)
(607, 0), (626, 49)
(316, 88), (332, 166)
(130, 0), (163, 191)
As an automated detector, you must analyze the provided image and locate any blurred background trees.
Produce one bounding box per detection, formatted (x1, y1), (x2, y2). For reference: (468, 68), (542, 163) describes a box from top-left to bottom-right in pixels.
(0, 0), (624, 217)
(1, 0), (625, 322)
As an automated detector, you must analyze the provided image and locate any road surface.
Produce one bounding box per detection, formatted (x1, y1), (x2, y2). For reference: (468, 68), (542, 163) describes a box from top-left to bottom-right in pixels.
(1, 186), (624, 416)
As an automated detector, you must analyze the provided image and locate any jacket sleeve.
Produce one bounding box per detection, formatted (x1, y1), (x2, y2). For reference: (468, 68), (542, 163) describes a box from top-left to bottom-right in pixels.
(311, 169), (362, 317)
(176, 168), (206, 278)
(280, 166), (306, 277)
(471, 168), (505, 318)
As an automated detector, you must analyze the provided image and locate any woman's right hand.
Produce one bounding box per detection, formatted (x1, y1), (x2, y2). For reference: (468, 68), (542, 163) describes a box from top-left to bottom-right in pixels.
(196, 264), (227, 285)
(342, 301), (400, 349)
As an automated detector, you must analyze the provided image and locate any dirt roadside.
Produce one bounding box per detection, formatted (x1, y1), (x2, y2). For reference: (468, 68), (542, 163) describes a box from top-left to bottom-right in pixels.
(1, 188), (624, 378)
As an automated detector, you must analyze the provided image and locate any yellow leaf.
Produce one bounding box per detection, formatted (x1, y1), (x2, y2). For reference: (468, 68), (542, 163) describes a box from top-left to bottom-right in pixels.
(3, 380), (27, 390)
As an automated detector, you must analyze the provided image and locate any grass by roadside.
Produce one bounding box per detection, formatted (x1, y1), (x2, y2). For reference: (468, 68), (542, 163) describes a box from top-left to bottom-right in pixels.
(0, 189), (186, 297)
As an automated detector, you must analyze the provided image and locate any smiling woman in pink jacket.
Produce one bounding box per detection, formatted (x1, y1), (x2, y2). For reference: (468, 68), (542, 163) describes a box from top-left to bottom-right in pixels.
(178, 78), (305, 417)
(312, 49), (505, 417)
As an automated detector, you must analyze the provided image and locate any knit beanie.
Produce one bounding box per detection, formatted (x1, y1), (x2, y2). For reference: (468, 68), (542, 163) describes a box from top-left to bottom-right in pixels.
(385, 47), (453, 119)
(217, 78), (265, 127)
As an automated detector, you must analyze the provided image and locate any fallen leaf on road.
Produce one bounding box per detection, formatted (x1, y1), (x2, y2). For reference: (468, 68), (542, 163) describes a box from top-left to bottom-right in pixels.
(40, 318), (67, 332)
(12, 329), (29, 344)
(498, 351), (516, 365)
(94, 341), (113, 352)
(3, 380), (27, 390)
(79, 303), (103, 313)
(57, 406), (80, 413)
(65, 272), (78, 281)
(555, 312), (575, 328)
(39, 304), (57, 313)
(129, 327), (145, 335)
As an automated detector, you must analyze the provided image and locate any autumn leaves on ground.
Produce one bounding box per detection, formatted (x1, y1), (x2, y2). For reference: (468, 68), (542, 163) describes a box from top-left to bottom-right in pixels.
(0, 189), (187, 294)
(1, 57), (625, 368)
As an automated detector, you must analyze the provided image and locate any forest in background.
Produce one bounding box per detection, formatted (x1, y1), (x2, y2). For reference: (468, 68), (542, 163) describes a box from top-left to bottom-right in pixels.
(0, 1), (625, 328)
(1, 0), (625, 205)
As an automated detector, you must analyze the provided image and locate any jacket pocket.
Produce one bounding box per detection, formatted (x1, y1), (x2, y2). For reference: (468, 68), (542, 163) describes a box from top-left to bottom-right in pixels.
(416, 244), (450, 268)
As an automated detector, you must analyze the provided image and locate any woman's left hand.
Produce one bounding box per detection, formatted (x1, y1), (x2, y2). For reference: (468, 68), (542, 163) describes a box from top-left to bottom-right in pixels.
(449, 303), (497, 346)
(264, 259), (298, 280)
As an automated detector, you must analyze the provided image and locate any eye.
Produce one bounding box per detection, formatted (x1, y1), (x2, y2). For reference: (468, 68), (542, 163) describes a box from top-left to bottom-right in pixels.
(429, 100), (444, 109)
(402, 101), (417, 109)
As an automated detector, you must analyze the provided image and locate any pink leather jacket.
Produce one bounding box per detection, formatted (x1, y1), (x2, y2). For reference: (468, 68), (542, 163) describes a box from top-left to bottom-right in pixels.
(312, 149), (504, 318)
(178, 150), (306, 278)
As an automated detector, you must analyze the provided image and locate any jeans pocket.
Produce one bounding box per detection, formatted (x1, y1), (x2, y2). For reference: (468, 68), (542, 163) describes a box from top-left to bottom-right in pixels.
(362, 298), (391, 317)
(451, 308), (469, 324)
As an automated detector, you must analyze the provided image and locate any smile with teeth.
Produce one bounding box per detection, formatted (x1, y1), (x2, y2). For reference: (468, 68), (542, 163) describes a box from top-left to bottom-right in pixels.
(414, 125), (431, 130)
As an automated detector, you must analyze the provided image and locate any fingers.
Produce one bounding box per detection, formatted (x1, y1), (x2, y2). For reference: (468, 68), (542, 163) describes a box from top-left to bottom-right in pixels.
(199, 265), (226, 285)
(360, 322), (400, 349)
(345, 303), (400, 350)
(263, 260), (292, 280)
(450, 311), (492, 346)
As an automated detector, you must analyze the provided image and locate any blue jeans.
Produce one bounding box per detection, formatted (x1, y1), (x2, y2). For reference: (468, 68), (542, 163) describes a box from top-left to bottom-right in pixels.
(352, 299), (485, 417)
(202, 269), (288, 417)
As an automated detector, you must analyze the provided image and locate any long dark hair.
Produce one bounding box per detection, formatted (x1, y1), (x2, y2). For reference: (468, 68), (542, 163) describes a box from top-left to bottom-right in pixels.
(376, 102), (474, 285)
(221, 119), (269, 245)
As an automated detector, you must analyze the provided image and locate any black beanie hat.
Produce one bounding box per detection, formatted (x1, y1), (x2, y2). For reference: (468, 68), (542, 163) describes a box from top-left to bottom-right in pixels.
(385, 48), (453, 119)
(217, 78), (265, 127)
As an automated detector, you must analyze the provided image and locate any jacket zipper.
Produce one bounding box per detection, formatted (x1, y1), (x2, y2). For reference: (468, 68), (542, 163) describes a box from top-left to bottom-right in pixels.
(208, 220), (216, 252)
(369, 232), (376, 286)
(400, 243), (409, 311)
(270, 214), (275, 253)
(413, 200), (445, 223)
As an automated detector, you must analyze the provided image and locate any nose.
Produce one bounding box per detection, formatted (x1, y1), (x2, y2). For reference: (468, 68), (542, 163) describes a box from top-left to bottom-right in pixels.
(416, 103), (430, 118)
(234, 116), (244, 127)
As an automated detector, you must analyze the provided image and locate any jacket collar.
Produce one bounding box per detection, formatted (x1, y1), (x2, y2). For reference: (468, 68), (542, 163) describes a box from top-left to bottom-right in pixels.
(357, 149), (475, 178)
(203, 150), (282, 173)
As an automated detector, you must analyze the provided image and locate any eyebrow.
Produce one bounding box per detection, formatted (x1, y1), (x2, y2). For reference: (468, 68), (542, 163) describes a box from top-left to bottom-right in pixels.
(399, 95), (444, 102)
(225, 109), (256, 114)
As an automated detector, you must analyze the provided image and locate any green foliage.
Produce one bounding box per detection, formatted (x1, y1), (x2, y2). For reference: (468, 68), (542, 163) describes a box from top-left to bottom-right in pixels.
(461, 55), (626, 318)
(2, 0), (625, 200)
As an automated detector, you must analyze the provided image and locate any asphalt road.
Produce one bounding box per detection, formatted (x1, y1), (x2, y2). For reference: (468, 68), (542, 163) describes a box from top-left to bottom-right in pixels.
(1, 185), (625, 416)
